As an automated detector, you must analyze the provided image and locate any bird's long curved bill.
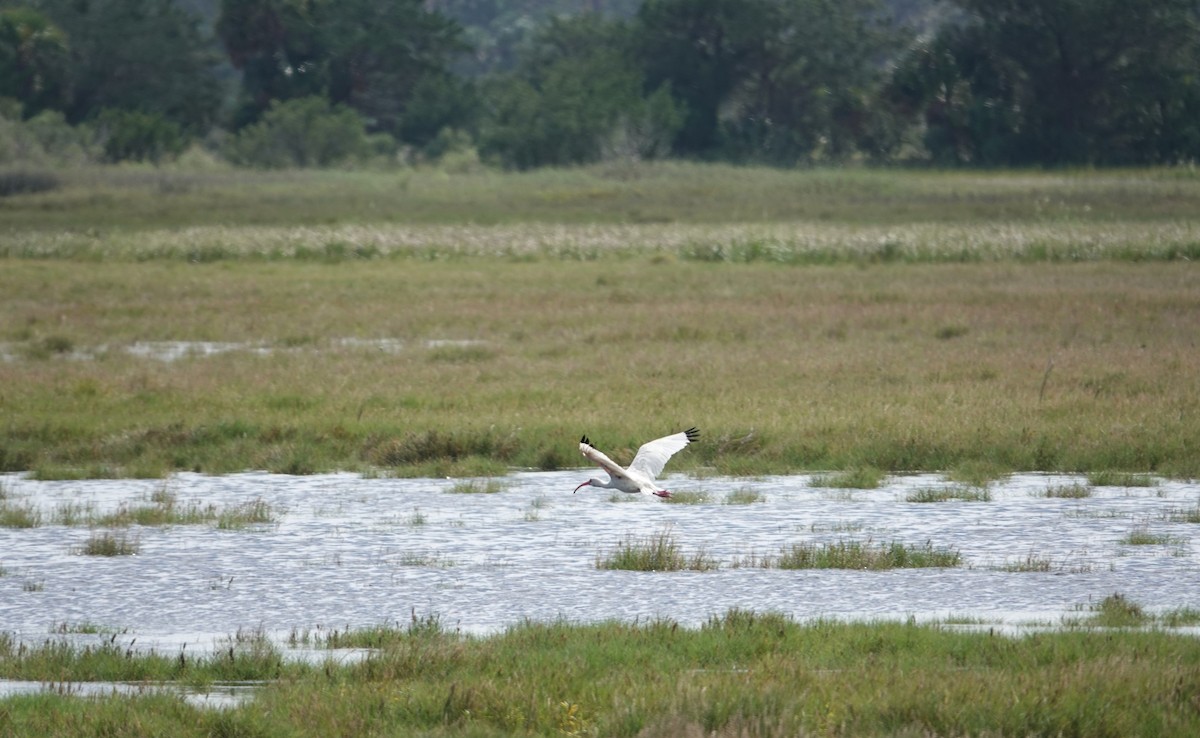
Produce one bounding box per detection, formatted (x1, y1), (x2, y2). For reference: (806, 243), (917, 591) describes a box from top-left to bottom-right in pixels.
(573, 481), (590, 493)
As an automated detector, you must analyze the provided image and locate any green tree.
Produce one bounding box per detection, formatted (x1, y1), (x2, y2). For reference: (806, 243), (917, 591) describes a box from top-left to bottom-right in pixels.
(635, 0), (773, 156)
(26, 0), (223, 133)
(0, 7), (69, 116)
(635, 0), (898, 163)
(478, 14), (681, 168)
(217, 0), (469, 146)
(223, 95), (372, 168)
(894, 0), (1200, 165)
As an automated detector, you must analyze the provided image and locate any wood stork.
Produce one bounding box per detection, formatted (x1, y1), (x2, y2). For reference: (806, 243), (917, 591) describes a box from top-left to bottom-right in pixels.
(573, 428), (699, 498)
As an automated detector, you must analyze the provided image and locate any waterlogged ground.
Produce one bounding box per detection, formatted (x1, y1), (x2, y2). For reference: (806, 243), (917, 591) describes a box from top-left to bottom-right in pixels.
(2, 470), (1199, 655)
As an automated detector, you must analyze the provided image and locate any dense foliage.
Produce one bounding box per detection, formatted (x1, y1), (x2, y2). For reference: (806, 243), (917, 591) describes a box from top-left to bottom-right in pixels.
(1, 0), (1199, 167)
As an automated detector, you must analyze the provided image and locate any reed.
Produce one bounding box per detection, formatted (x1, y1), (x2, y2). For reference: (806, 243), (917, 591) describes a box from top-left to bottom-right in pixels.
(1044, 483), (1093, 499)
(906, 486), (991, 502)
(79, 531), (139, 556)
(0, 501), (42, 528)
(771, 540), (962, 570)
(596, 530), (717, 571)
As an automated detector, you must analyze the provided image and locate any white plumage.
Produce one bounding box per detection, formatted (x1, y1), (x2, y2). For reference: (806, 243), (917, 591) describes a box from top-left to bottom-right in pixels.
(573, 428), (699, 498)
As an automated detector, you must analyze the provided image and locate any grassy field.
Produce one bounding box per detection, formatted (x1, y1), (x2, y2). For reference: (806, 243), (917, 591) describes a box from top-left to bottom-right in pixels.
(3, 610), (1200, 737)
(1, 163), (1199, 478)
(3, 162), (1200, 735)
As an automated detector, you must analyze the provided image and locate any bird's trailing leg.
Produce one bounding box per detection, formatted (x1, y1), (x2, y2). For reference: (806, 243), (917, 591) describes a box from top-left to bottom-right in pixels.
(654, 490), (671, 498)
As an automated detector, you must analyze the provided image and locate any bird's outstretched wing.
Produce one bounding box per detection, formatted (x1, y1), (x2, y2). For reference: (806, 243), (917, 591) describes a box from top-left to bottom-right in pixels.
(580, 435), (631, 482)
(629, 427), (699, 480)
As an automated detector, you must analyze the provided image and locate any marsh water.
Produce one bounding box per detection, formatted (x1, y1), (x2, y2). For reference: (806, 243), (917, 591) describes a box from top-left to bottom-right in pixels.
(3, 470), (1199, 657)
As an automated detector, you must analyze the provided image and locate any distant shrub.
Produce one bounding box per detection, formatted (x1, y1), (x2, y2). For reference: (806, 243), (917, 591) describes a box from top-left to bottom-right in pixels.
(95, 108), (187, 163)
(0, 109), (94, 166)
(0, 168), (59, 197)
(225, 97), (374, 168)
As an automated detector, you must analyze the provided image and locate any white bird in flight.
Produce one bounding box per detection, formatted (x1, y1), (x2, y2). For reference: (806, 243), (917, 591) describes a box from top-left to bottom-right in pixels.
(573, 428), (699, 498)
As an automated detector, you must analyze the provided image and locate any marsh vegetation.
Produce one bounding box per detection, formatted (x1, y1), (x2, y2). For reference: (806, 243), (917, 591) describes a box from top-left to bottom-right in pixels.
(4, 608), (1200, 737)
(2, 166), (1199, 480)
(2, 164), (1199, 736)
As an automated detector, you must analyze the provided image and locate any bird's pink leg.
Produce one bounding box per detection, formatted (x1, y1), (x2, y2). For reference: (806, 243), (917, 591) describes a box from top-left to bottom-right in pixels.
(654, 490), (671, 498)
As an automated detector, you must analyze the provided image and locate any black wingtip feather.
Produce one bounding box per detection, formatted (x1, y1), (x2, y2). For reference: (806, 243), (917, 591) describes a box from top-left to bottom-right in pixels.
(580, 435), (590, 446)
(684, 427), (700, 442)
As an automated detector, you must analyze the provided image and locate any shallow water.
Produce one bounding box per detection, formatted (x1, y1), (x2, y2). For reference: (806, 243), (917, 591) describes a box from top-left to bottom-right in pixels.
(2, 470), (1198, 654)
(0, 678), (259, 709)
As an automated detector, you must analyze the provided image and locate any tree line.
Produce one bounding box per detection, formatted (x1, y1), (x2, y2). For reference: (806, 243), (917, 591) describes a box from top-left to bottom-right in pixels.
(2, 0), (1199, 169)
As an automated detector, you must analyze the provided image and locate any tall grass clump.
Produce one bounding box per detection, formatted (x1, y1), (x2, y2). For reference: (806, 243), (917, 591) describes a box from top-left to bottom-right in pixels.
(1077, 593), (1150, 628)
(216, 498), (275, 529)
(999, 553), (1055, 572)
(1120, 527), (1178, 546)
(597, 530), (717, 571)
(80, 531), (140, 556)
(662, 490), (710, 504)
(0, 500), (42, 528)
(1087, 471), (1159, 487)
(724, 487), (764, 504)
(96, 489), (218, 527)
(811, 467), (886, 489)
(1044, 483), (1092, 499)
(448, 478), (506, 494)
(906, 486), (991, 502)
(771, 540), (961, 570)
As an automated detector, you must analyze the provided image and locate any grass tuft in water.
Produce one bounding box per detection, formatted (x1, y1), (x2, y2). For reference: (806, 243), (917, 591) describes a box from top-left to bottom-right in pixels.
(80, 531), (140, 556)
(1086, 471), (1159, 487)
(662, 490), (710, 504)
(771, 539), (961, 570)
(1044, 483), (1092, 499)
(597, 530), (717, 571)
(724, 486), (764, 504)
(0, 500), (42, 528)
(216, 498), (275, 529)
(448, 478), (506, 494)
(1120, 527), (1178, 546)
(945, 461), (1009, 487)
(999, 553), (1055, 572)
(906, 486), (991, 503)
(811, 467), (886, 489)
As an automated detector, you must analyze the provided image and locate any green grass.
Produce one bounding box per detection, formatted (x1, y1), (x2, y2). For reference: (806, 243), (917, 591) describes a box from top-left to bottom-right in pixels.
(0, 500), (42, 528)
(5, 163), (1200, 234)
(79, 531), (140, 556)
(811, 467), (887, 489)
(1120, 527), (1180, 546)
(662, 489), (710, 504)
(1086, 471), (1160, 487)
(596, 530), (717, 571)
(723, 486), (764, 505)
(2, 164), (1200, 479)
(1044, 483), (1093, 499)
(6, 611), (1200, 737)
(769, 540), (962, 570)
(906, 486), (991, 502)
(448, 477), (506, 494)
(999, 553), (1056, 572)
(215, 499), (276, 529)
